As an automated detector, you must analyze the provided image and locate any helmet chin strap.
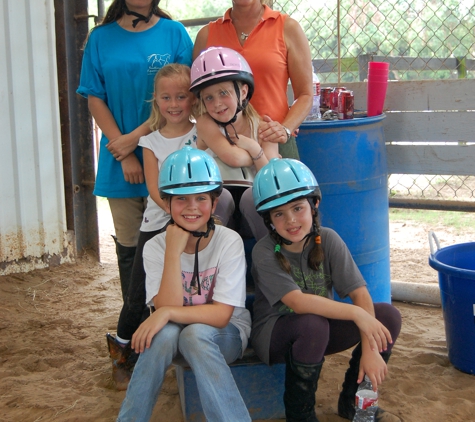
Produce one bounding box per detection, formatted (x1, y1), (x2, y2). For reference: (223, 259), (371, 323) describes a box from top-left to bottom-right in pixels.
(283, 228), (317, 246)
(210, 81), (249, 145)
(167, 217), (216, 296)
(124, 6), (153, 28)
(267, 222), (312, 246)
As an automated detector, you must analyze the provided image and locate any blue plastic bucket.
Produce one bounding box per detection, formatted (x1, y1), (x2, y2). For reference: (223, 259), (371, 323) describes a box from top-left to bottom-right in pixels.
(429, 233), (475, 374)
(298, 115), (391, 303)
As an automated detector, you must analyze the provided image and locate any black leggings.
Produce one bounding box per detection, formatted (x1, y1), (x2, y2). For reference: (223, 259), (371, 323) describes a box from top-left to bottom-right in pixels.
(116, 228), (164, 340)
(269, 302), (402, 365)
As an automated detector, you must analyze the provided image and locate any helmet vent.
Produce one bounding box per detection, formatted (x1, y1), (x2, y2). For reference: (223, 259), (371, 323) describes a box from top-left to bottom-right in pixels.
(218, 53), (225, 66)
(290, 166), (300, 182)
(187, 162), (192, 179)
(274, 175), (280, 190)
(168, 164), (173, 181)
(205, 161), (212, 177)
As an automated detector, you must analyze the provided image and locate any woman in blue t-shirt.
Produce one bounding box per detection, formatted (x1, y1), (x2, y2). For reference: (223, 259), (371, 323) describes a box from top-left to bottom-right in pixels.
(77, 0), (193, 304)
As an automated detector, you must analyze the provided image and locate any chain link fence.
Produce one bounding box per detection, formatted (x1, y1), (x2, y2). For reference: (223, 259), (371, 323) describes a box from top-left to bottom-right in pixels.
(92, 0), (475, 207)
(271, 0), (475, 207)
(274, 0), (475, 82)
(389, 174), (475, 209)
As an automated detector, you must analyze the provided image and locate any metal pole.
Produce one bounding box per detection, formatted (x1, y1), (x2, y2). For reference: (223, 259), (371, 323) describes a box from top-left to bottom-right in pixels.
(337, 0), (341, 84)
(54, 0), (99, 258)
(97, 0), (105, 21)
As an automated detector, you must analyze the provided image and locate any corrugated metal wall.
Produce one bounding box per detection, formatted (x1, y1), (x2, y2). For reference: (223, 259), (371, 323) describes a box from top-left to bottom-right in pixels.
(0, 0), (75, 275)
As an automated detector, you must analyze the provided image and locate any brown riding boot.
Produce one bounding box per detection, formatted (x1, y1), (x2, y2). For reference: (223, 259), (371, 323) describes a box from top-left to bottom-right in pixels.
(106, 333), (135, 391)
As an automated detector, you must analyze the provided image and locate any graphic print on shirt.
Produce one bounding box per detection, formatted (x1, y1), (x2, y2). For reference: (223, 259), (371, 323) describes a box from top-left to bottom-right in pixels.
(186, 134), (198, 146)
(278, 265), (330, 313)
(147, 53), (171, 74)
(182, 266), (217, 306)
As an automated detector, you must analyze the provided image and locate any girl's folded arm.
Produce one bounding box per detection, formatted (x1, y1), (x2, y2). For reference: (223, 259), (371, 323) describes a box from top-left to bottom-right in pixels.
(196, 115), (253, 167)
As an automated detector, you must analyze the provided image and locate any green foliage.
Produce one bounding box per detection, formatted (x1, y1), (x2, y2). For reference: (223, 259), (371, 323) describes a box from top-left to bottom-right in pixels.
(274, 0), (475, 81)
(389, 209), (475, 233)
(163, 0), (227, 40)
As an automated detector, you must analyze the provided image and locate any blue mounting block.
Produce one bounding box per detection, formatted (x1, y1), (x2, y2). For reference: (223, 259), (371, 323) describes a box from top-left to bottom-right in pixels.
(175, 349), (285, 421)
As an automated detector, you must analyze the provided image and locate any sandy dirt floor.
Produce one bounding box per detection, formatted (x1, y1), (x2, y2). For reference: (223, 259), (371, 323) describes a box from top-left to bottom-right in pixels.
(1, 205), (475, 422)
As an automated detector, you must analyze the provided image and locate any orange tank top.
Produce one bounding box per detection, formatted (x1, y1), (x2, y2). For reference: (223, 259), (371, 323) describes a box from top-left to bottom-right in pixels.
(206, 6), (289, 123)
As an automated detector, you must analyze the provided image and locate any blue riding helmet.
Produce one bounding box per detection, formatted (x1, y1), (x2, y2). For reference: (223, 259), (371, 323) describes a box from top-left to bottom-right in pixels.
(159, 147), (223, 198)
(253, 158), (320, 213)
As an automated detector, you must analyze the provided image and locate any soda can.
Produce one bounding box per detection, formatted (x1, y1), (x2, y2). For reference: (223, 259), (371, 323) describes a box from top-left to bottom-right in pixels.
(320, 87), (333, 108)
(337, 90), (354, 120)
(330, 87), (346, 112)
(355, 389), (378, 410)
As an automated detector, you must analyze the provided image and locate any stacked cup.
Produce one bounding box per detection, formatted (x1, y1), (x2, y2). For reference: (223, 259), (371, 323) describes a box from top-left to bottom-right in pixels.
(367, 62), (389, 117)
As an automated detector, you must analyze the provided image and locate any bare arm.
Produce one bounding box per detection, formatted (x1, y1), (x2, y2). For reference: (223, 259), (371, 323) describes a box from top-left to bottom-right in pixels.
(193, 25), (210, 60)
(152, 224), (190, 309)
(142, 148), (168, 210)
(258, 17), (313, 144)
(227, 129), (271, 171)
(283, 17), (313, 132)
(88, 95), (122, 141)
(88, 95), (152, 161)
(258, 123), (280, 161)
(131, 301), (234, 352)
(348, 286), (391, 391)
(120, 154), (145, 184)
(196, 115), (255, 167)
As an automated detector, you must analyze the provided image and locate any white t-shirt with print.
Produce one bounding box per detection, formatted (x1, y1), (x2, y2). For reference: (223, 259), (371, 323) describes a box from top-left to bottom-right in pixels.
(143, 224), (251, 352)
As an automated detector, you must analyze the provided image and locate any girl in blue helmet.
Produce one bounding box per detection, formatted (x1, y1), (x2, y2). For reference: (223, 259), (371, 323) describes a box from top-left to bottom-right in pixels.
(117, 147), (252, 422)
(250, 158), (402, 422)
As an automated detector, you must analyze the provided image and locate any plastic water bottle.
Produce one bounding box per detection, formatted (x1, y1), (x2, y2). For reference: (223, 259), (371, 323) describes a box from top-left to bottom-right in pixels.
(353, 375), (378, 422)
(305, 65), (321, 121)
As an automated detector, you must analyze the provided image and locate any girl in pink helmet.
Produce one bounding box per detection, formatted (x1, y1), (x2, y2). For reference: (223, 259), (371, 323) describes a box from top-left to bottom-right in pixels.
(190, 46), (278, 240)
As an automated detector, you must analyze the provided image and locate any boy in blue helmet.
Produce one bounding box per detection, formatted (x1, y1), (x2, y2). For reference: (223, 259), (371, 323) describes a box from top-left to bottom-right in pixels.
(117, 147), (251, 422)
(250, 158), (402, 422)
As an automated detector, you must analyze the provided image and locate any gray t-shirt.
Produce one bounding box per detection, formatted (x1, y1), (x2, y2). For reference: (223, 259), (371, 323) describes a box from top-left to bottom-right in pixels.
(250, 226), (366, 364)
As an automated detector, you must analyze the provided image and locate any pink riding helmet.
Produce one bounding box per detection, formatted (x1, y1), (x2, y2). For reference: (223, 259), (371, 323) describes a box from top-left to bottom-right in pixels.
(190, 47), (254, 100)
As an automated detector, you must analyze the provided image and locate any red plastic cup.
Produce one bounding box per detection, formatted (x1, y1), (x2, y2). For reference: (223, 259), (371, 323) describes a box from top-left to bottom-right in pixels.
(368, 61), (389, 71)
(368, 69), (389, 77)
(367, 74), (389, 82)
(367, 80), (388, 117)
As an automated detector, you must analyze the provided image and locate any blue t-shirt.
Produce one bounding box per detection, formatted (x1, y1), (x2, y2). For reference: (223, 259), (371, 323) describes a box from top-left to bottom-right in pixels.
(77, 19), (193, 198)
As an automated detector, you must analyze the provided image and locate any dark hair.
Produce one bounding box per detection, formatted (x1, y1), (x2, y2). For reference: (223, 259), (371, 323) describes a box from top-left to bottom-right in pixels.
(264, 197), (324, 274)
(100, 0), (171, 25)
(161, 189), (222, 203)
(82, 0), (172, 47)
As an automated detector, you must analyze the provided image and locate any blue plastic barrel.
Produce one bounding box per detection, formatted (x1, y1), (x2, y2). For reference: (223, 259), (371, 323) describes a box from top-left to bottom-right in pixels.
(429, 238), (475, 374)
(298, 115), (391, 304)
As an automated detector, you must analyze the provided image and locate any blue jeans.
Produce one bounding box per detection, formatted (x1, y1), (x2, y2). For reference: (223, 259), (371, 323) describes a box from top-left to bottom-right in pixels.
(117, 322), (251, 422)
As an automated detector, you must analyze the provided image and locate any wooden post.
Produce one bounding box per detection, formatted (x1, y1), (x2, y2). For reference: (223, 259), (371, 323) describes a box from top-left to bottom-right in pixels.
(456, 57), (467, 79)
(358, 53), (372, 81)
